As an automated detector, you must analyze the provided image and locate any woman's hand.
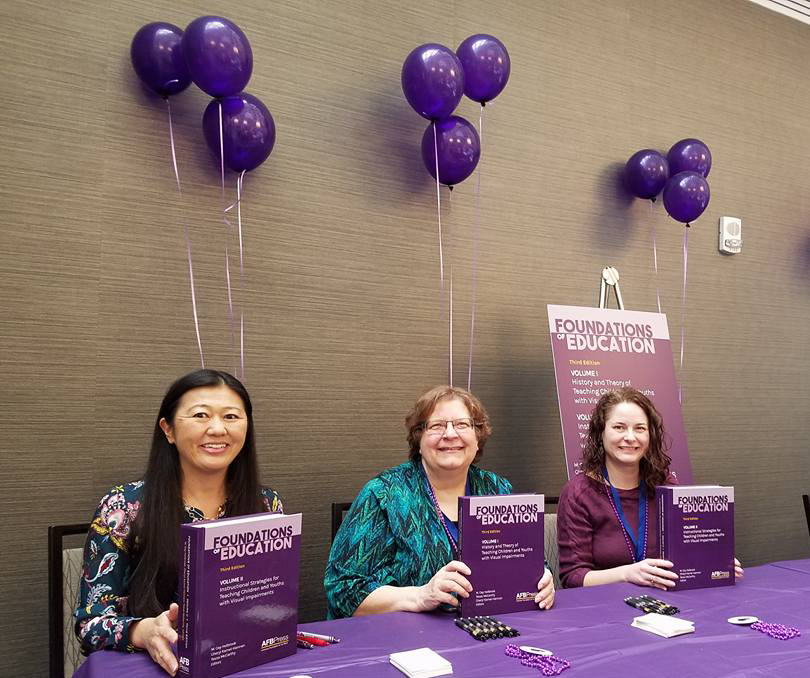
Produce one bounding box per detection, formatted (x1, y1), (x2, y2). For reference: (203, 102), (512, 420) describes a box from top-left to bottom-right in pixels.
(625, 558), (678, 590)
(534, 569), (555, 609)
(734, 557), (744, 579)
(414, 561), (473, 611)
(130, 603), (180, 675)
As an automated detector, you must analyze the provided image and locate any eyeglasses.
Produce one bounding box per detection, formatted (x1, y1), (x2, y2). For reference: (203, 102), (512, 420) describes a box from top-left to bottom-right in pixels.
(422, 418), (477, 436)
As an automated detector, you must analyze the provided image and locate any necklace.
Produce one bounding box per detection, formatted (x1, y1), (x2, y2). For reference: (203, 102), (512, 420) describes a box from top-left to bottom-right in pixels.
(421, 464), (470, 556)
(601, 465), (647, 563)
(504, 644), (571, 676)
(750, 621), (801, 640)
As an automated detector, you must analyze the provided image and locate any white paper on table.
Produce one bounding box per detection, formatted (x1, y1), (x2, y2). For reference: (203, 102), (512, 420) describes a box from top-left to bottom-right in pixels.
(389, 647), (453, 678)
(631, 612), (695, 638)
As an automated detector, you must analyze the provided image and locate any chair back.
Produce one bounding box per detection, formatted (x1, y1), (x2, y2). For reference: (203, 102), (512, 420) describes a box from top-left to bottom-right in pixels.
(543, 514), (561, 588)
(803, 494), (810, 541)
(49, 523), (90, 678)
(331, 502), (353, 544)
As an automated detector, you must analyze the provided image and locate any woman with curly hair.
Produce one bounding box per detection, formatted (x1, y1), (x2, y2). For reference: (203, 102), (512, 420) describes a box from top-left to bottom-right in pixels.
(556, 387), (741, 589)
(324, 385), (554, 618)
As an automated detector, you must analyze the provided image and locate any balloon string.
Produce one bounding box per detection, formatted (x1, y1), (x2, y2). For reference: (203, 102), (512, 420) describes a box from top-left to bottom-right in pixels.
(237, 170), (245, 380)
(219, 101), (237, 374)
(467, 104), (484, 391)
(678, 227), (689, 404)
(433, 122), (449, 384)
(166, 98), (205, 368)
(650, 201), (661, 315)
(449, 266), (453, 387)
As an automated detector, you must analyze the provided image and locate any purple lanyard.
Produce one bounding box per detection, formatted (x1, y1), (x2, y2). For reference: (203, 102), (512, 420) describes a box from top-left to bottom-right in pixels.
(602, 465), (647, 563)
(422, 466), (471, 555)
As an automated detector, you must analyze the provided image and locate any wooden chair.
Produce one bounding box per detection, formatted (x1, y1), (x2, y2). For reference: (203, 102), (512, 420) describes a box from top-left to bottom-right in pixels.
(48, 523), (89, 678)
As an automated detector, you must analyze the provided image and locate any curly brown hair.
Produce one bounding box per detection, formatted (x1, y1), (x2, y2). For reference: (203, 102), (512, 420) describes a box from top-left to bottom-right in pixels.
(405, 385), (492, 464)
(581, 387), (671, 494)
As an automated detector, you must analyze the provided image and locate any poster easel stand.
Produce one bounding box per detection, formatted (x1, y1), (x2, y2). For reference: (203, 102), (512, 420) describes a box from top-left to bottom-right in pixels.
(598, 266), (624, 310)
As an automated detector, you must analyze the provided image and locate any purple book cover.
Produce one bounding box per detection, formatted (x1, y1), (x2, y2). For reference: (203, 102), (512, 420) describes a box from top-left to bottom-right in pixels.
(177, 512), (302, 678)
(656, 486), (734, 590)
(548, 305), (693, 484)
(457, 494), (544, 616)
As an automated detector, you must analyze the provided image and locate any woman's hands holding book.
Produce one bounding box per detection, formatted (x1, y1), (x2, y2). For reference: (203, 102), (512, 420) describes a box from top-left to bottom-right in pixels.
(625, 558), (678, 590)
(414, 560), (473, 611)
(130, 602), (180, 675)
(534, 568), (555, 609)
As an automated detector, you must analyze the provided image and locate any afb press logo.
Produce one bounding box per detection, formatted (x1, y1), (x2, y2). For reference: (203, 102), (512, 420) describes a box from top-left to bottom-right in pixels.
(711, 570), (731, 580)
(261, 635), (289, 651)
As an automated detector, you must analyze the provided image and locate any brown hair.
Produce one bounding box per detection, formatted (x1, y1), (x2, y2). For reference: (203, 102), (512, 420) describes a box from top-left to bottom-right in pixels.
(405, 385), (492, 463)
(581, 387), (671, 494)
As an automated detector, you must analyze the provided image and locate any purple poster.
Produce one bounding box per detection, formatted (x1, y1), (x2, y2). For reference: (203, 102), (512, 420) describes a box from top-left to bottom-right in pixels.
(548, 305), (693, 483)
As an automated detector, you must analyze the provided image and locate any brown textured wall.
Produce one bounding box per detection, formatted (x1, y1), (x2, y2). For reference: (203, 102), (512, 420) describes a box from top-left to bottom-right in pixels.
(2, 0), (810, 674)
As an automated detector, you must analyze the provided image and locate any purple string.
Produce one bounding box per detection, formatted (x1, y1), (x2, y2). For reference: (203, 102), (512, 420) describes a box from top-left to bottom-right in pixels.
(449, 267), (453, 387)
(467, 104), (484, 391)
(433, 122), (450, 385)
(678, 227), (689, 403)
(650, 201), (661, 315)
(219, 101), (237, 374)
(165, 98), (205, 368)
(224, 171), (247, 380)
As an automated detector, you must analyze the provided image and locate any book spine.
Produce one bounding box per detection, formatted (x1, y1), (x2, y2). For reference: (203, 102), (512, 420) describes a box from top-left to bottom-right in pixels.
(177, 527), (199, 676)
(457, 496), (468, 616)
(657, 489), (665, 560)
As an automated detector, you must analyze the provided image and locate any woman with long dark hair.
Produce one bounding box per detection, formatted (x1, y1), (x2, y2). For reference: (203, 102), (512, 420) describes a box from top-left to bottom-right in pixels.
(75, 370), (282, 675)
(557, 387), (742, 588)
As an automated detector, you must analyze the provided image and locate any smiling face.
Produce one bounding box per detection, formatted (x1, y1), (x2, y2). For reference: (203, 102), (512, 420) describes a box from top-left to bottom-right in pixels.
(601, 401), (650, 471)
(418, 397), (479, 481)
(159, 384), (248, 478)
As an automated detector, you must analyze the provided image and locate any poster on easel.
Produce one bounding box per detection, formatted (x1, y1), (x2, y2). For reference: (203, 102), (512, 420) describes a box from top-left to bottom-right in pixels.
(548, 304), (693, 483)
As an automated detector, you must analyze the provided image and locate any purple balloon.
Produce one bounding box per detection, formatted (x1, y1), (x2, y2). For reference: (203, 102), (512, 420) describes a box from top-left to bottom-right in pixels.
(402, 44), (464, 120)
(421, 116), (481, 187)
(667, 138), (711, 178)
(202, 93), (275, 172)
(663, 171), (710, 224)
(183, 16), (253, 97)
(456, 34), (511, 104)
(130, 22), (191, 97)
(624, 149), (669, 200)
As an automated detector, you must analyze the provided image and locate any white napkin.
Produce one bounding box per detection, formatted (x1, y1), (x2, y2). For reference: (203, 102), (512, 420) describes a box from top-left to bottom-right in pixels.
(389, 647), (453, 678)
(631, 612), (695, 638)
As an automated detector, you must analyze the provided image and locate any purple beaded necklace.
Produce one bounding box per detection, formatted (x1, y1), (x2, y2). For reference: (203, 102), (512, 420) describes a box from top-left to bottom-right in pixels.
(504, 644), (571, 675)
(750, 621), (801, 640)
(421, 464), (469, 556)
(601, 469), (647, 563)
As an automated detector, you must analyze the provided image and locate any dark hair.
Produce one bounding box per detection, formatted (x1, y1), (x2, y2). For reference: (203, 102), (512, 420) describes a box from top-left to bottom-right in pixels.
(127, 369), (265, 618)
(405, 385), (492, 464)
(581, 387), (672, 494)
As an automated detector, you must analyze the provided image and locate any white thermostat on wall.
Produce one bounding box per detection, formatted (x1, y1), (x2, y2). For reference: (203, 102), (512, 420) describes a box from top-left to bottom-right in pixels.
(718, 216), (742, 255)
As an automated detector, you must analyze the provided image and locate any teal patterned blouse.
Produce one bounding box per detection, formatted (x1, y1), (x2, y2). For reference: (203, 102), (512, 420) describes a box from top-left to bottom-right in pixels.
(75, 481), (283, 653)
(324, 460), (512, 619)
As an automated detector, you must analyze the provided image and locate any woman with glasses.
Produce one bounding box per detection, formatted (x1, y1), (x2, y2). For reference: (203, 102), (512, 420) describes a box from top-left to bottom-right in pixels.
(557, 387), (743, 589)
(75, 370), (282, 675)
(324, 385), (554, 618)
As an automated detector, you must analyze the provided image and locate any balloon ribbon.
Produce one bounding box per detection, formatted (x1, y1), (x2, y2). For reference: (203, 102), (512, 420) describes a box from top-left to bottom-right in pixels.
(166, 98), (204, 368)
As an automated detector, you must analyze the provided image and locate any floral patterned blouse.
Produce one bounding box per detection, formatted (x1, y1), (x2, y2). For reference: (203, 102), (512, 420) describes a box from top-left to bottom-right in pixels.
(75, 481), (283, 653)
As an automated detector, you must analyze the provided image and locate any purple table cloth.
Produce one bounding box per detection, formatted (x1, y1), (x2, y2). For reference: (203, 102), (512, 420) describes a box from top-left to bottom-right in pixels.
(73, 562), (810, 678)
